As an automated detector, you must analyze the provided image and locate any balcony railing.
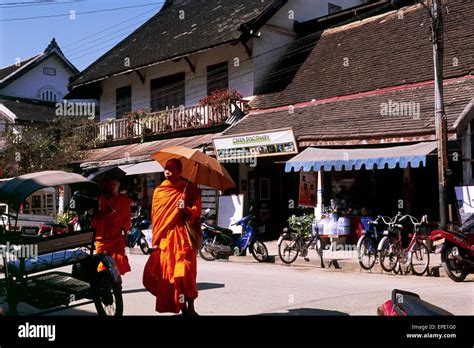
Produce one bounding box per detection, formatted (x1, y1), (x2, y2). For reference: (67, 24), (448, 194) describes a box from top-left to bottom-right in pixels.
(77, 100), (247, 145)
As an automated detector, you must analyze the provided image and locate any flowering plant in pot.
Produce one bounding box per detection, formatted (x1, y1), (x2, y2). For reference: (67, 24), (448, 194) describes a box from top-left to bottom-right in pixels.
(198, 89), (243, 122)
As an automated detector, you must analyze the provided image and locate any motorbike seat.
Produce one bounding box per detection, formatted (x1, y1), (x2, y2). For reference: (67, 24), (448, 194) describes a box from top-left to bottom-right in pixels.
(203, 223), (233, 236)
(398, 296), (453, 316)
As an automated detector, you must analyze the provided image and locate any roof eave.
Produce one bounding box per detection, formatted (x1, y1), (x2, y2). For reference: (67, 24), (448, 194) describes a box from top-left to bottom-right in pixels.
(69, 38), (242, 89)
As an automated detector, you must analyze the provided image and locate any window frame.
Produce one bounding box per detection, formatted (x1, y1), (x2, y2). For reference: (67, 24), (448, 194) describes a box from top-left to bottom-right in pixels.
(207, 62), (229, 96)
(116, 85), (132, 119)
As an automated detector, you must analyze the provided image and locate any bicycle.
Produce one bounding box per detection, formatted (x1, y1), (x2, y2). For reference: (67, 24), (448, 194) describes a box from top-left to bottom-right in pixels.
(277, 217), (324, 268)
(357, 215), (390, 270)
(377, 213), (430, 276)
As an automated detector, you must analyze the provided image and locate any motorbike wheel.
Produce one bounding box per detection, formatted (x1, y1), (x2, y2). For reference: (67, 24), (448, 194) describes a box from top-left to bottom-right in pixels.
(379, 238), (399, 273)
(250, 240), (268, 263)
(92, 271), (123, 316)
(278, 234), (299, 264)
(410, 242), (430, 276)
(199, 238), (217, 261)
(358, 236), (377, 271)
(139, 236), (151, 255)
(441, 244), (468, 282)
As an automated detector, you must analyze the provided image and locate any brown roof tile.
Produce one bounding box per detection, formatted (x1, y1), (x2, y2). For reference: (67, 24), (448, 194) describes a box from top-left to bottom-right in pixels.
(251, 0), (474, 110)
(224, 77), (474, 145)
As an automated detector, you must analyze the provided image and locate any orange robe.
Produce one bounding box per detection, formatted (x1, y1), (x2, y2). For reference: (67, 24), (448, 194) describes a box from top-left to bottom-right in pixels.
(91, 194), (132, 275)
(148, 179), (202, 313)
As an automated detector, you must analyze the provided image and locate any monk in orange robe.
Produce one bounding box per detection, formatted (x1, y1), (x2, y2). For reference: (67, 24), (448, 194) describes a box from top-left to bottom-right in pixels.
(148, 158), (202, 315)
(91, 176), (132, 276)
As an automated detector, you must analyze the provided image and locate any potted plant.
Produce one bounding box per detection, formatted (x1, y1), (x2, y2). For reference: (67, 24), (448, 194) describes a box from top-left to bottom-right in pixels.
(199, 89), (243, 123)
(288, 214), (315, 239)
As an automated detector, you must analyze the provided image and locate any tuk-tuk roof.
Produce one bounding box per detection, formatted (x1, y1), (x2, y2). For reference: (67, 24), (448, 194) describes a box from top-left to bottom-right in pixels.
(0, 171), (98, 212)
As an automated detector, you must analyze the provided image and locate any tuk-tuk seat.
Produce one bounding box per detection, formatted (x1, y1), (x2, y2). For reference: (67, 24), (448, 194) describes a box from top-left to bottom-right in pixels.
(6, 248), (90, 276)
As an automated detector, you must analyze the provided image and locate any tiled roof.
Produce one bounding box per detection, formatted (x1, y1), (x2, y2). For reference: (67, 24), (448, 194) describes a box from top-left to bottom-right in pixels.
(70, 0), (285, 87)
(251, 0), (474, 110)
(0, 97), (57, 122)
(79, 132), (217, 168)
(0, 55), (41, 82)
(223, 77), (474, 145)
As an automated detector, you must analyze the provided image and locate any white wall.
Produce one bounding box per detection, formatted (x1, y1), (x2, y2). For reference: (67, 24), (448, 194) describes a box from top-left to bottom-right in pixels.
(98, 0), (368, 120)
(1, 55), (74, 102)
(99, 43), (254, 120)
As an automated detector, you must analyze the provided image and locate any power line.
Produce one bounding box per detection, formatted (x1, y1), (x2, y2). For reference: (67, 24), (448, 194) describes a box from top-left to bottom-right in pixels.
(62, 4), (163, 50)
(0, 3), (159, 22)
(0, 0), (85, 9)
(73, 32), (322, 120)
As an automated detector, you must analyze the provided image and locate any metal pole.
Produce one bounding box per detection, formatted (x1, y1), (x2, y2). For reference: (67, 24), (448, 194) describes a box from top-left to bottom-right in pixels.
(432, 0), (448, 228)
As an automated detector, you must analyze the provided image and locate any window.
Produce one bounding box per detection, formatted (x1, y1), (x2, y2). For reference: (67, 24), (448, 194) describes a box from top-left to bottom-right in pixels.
(41, 89), (57, 101)
(150, 73), (185, 112)
(0, 121), (6, 135)
(116, 85), (132, 119)
(43, 67), (56, 76)
(207, 62), (228, 95)
(328, 3), (342, 14)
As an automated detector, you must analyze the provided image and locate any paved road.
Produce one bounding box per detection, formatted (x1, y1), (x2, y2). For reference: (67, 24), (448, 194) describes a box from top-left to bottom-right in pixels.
(34, 251), (473, 316)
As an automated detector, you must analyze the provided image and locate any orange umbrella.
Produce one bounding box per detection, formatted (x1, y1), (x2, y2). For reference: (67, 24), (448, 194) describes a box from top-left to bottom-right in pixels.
(151, 146), (236, 191)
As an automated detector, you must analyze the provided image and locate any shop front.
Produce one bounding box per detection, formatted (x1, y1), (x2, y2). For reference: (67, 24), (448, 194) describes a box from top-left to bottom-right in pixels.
(285, 141), (464, 244)
(213, 127), (299, 240)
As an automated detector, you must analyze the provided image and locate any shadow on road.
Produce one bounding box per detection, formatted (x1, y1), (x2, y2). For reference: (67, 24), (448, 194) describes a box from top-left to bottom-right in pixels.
(197, 282), (225, 291)
(258, 308), (349, 316)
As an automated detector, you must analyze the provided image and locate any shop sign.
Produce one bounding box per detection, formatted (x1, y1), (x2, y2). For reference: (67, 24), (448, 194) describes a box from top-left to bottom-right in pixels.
(455, 186), (474, 223)
(299, 171), (318, 207)
(213, 127), (298, 161)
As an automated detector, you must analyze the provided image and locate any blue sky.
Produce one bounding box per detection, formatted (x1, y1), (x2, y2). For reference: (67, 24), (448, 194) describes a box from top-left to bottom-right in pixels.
(0, 0), (164, 71)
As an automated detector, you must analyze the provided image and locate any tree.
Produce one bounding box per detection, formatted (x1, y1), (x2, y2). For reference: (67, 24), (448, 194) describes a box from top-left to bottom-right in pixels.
(0, 117), (95, 178)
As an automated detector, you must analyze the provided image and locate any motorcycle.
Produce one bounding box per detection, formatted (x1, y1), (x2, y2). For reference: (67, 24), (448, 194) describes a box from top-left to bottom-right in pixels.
(377, 289), (452, 316)
(199, 209), (269, 262)
(430, 216), (474, 282)
(37, 215), (79, 237)
(127, 207), (152, 255)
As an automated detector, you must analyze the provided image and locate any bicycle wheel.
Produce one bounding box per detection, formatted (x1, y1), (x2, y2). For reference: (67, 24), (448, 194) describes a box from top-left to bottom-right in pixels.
(379, 238), (399, 273)
(92, 271), (123, 316)
(410, 241), (430, 276)
(358, 236), (377, 270)
(250, 240), (268, 263)
(278, 234), (299, 264)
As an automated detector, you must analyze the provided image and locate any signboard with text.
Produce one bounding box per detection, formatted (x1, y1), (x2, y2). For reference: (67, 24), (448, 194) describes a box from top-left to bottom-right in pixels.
(213, 127), (298, 160)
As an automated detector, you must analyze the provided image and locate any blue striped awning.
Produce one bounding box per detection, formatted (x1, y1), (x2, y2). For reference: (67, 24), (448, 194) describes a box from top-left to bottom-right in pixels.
(285, 142), (437, 172)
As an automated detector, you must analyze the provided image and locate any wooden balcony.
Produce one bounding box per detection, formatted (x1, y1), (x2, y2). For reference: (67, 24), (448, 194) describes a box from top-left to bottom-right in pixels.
(77, 100), (247, 145)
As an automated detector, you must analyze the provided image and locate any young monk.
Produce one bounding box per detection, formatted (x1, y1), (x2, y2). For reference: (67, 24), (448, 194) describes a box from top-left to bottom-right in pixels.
(91, 176), (132, 275)
(148, 158), (202, 315)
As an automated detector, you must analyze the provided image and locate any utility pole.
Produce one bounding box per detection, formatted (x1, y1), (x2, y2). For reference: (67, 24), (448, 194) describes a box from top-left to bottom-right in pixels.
(432, 0), (448, 228)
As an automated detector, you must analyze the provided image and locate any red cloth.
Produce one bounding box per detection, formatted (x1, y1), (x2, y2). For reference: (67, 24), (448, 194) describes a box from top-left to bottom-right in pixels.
(91, 194), (132, 275)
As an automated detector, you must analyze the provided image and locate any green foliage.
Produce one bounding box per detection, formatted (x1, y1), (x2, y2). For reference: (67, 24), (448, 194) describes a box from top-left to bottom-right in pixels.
(288, 214), (315, 237)
(56, 210), (76, 226)
(0, 117), (95, 178)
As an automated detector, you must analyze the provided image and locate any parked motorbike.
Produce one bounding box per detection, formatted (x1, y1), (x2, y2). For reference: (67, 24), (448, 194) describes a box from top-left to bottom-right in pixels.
(37, 215), (79, 237)
(127, 208), (152, 255)
(199, 209), (268, 262)
(430, 216), (474, 282)
(377, 289), (452, 316)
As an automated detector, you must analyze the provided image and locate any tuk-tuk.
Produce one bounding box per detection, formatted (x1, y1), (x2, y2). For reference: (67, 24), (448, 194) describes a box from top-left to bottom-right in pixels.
(0, 170), (123, 316)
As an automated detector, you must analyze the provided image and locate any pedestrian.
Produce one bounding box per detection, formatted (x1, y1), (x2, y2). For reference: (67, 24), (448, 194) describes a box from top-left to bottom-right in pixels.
(91, 175), (132, 275)
(144, 158), (202, 315)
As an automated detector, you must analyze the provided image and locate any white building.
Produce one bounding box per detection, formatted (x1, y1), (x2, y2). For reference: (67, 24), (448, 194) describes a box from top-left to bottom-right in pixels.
(0, 39), (79, 143)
